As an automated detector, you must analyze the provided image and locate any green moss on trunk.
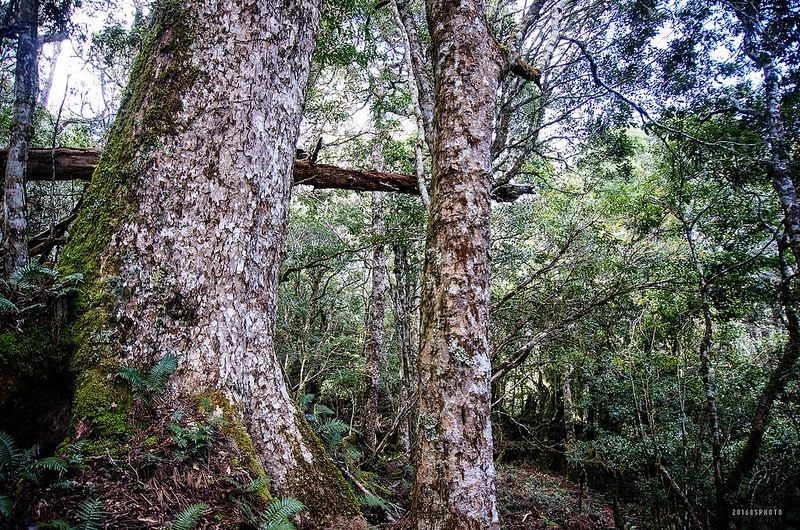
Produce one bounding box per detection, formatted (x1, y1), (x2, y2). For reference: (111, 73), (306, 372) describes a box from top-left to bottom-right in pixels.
(292, 411), (366, 529)
(58, 0), (199, 441)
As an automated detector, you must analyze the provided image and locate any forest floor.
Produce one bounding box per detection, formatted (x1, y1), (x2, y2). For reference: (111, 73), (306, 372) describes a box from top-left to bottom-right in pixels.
(1, 395), (645, 530)
(495, 460), (634, 530)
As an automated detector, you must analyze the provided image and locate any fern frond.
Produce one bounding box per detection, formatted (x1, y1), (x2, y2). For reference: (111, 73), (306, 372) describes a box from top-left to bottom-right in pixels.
(296, 393), (315, 412)
(19, 445), (39, 466)
(63, 440), (87, 465)
(247, 475), (271, 492)
(233, 498), (257, 521)
(146, 354), (178, 392)
(262, 497), (305, 525)
(56, 272), (84, 285)
(51, 273), (84, 297)
(311, 403), (334, 418)
(0, 430), (21, 474)
(50, 479), (79, 490)
(317, 418), (349, 436)
(357, 493), (388, 509)
(0, 493), (13, 517)
(34, 456), (69, 474)
(117, 366), (147, 390)
(343, 444), (362, 462)
(9, 260), (58, 290)
(76, 497), (107, 530)
(221, 476), (242, 488)
(170, 503), (208, 530)
(0, 295), (19, 313)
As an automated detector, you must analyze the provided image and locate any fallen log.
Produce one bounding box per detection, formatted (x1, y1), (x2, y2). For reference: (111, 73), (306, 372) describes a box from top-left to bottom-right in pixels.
(0, 148), (102, 181)
(3, 148), (536, 201)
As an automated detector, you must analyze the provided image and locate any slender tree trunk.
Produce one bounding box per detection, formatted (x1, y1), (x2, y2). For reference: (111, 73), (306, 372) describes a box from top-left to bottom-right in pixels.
(362, 147), (387, 448)
(59, 1), (363, 527)
(3, 0), (38, 274)
(393, 242), (416, 454)
(763, 62), (800, 265)
(686, 224), (728, 530)
(38, 40), (62, 108)
(412, 0), (503, 526)
(392, 0), (431, 210)
(391, 0), (434, 144)
(562, 367), (575, 452)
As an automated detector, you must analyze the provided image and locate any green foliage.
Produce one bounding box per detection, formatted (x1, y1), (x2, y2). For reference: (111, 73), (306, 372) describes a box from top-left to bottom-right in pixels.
(357, 493), (388, 510)
(299, 394), (360, 461)
(0, 260), (83, 325)
(222, 474), (271, 493)
(41, 497), (108, 530)
(235, 496), (306, 530)
(169, 411), (226, 460)
(0, 494), (12, 518)
(116, 354), (178, 400)
(75, 498), (107, 530)
(0, 430), (21, 475)
(260, 497), (306, 530)
(0, 431), (87, 520)
(169, 503), (208, 530)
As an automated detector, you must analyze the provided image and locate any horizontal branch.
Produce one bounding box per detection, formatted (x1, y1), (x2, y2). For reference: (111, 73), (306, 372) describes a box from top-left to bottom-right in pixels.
(5, 148), (535, 202)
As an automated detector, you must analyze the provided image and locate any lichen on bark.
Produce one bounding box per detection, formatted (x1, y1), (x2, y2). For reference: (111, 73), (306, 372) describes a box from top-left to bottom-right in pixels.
(412, 0), (504, 527)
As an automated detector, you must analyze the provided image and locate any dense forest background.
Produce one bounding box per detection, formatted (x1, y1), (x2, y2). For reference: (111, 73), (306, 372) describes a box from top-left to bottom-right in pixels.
(0, 0), (798, 528)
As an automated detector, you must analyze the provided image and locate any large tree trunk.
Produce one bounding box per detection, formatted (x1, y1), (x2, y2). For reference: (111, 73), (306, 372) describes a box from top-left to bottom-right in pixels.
(59, 1), (363, 527)
(412, 0), (503, 526)
(3, 0), (38, 274)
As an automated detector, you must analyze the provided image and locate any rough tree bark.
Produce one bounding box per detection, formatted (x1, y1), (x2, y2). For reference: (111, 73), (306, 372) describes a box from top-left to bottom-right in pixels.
(3, 0), (38, 274)
(412, 0), (503, 526)
(362, 146), (387, 448)
(59, 1), (363, 527)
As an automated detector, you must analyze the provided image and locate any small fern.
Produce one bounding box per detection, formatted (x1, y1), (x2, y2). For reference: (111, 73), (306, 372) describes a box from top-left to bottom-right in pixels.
(246, 476), (271, 492)
(262, 522), (297, 530)
(296, 393), (315, 412)
(75, 497), (107, 530)
(170, 503), (208, 530)
(0, 493), (12, 518)
(38, 521), (72, 529)
(116, 366), (149, 397)
(0, 430), (21, 475)
(117, 354), (178, 399)
(0, 295), (19, 313)
(34, 456), (69, 474)
(9, 260), (59, 290)
(316, 417), (350, 453)
(261, 497), (305, 529)
(224, 474), (271, 492)
(358, 493), (389, 509)
(147, 354), (178, 392)
(50, 273), (84, 297)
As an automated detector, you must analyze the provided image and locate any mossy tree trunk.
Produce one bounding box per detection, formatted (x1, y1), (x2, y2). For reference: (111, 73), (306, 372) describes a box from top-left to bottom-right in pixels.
(59, 1), (363, 527)
(411, 0), (503, 526)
